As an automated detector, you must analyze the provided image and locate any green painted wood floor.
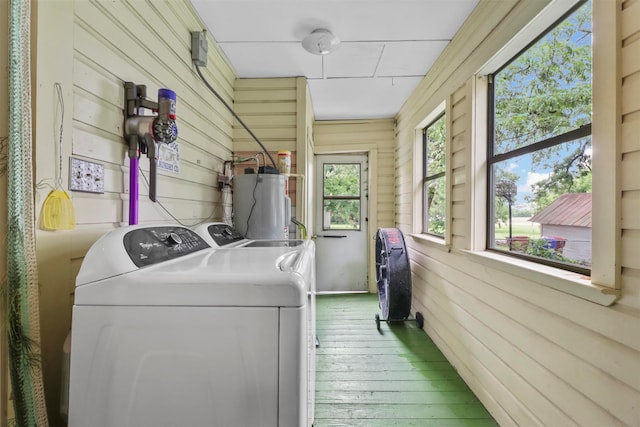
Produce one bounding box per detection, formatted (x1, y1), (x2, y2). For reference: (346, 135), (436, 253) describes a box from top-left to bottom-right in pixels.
(314, 293), (498, 427)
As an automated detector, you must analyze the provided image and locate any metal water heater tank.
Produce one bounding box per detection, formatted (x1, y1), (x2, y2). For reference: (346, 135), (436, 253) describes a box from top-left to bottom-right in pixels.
(233, 173), (289, 239)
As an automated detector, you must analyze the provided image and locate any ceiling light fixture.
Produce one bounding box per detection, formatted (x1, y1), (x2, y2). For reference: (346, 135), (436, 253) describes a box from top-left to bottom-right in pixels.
(301, 28), (340, 55)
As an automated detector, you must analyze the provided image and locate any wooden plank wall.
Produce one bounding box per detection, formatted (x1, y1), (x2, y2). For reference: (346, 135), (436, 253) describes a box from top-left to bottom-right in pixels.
(31, 1), (236, 425)
(449, 81), (472, 249)
(233, 77), (313, 235)
(69, 1), (234, 225)
(299, 81), (316, 233)
(395, 0), (640, 425)
(620, 0), (640, 309)
(234, 78), (298, 153)
(233, 77), (299, 225)
(314, 119), (396, 227)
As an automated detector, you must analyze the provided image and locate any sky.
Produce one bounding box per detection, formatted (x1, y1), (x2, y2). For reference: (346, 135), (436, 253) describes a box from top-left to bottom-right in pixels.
(502, 146), (591, 205)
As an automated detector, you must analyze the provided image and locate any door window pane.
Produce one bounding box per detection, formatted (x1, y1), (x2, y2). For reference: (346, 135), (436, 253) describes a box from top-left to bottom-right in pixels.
(323, 164), (360, 197)
(323, 163), (361, 230)
(323, 200), (361, 230)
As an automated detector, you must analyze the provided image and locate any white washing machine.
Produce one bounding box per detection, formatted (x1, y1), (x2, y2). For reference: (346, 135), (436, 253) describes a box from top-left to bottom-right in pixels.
(68, 223), (315, 427)
(192, 222), (316, 426)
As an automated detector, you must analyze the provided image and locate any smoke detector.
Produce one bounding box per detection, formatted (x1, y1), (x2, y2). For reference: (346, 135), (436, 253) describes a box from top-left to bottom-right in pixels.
(301, 29), (340, 55)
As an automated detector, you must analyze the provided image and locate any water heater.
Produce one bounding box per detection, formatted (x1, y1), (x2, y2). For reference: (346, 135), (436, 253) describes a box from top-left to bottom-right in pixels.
(233, 173), (290, 239)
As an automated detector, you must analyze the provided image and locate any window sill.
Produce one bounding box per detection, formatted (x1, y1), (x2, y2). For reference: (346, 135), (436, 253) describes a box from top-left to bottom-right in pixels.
(460, 250), (619, 306)
(407, 233), (450, 252)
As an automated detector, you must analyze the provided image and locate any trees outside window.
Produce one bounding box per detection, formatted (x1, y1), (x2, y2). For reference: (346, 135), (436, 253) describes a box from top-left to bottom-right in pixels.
(322, 163), (361, 230)
(488, 0), (592, 273)
(423, 113), (446, 237)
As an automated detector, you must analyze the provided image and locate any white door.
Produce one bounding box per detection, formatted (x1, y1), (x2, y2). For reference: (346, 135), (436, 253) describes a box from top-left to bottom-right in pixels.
(314, 154), (368, 292)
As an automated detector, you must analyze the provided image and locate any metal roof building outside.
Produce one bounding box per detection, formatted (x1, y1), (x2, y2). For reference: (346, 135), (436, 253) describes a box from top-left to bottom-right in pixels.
(529, 193), (592, 227)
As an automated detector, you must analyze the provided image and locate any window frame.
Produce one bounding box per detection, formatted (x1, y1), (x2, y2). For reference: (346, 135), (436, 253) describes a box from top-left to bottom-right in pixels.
(422, 112), (447, 238)
(486, 0), (592, 276)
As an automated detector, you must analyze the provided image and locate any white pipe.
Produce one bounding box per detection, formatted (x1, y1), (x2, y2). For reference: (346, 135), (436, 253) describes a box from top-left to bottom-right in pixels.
(222, 186), (232, 226)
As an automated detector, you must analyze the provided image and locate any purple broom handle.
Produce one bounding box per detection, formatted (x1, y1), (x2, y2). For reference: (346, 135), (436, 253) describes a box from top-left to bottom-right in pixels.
(129, 156), (139, 225)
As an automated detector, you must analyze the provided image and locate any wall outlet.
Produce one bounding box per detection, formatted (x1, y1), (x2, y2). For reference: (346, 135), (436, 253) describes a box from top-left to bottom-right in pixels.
(69, 157), (105, 193)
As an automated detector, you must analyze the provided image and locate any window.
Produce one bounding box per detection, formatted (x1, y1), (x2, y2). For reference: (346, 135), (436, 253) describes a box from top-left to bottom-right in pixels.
(423, 113), (446, 237)
(322, 163), (361, 230)
(487, 0), (592, 274)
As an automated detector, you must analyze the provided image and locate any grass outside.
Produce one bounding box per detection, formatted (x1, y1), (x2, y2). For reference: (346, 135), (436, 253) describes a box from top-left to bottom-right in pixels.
(495, 216), (540, 239)
(327, 224), (359, 230)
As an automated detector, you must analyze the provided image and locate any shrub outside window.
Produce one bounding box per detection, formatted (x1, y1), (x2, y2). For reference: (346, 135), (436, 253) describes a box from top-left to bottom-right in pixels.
(423, 113), (446, 237)
(487, 0), (592, 274)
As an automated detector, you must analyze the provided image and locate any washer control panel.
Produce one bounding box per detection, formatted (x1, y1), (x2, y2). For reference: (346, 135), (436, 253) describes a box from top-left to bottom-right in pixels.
(123, 226), (209, 267)
(206, 223), (245, 247)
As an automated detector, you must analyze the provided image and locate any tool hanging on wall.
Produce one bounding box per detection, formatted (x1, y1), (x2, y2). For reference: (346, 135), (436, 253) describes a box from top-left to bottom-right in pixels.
(123, 82), (178, 225)
(41, 82), (76, 230)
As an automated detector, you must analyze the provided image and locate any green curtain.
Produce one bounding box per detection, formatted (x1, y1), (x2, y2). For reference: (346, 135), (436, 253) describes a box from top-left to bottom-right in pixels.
(7, 0), (49, 425)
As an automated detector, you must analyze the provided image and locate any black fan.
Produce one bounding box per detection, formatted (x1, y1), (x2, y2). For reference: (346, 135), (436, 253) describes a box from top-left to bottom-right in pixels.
(375, 228), (424, 330)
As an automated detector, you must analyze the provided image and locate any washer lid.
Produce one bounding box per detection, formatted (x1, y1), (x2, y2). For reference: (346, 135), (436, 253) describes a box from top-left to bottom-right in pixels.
(74, 241), (315, 308)
(192, 222), (248, 248)
(244, 240), (304, 248)
(76, 224), (210, 286)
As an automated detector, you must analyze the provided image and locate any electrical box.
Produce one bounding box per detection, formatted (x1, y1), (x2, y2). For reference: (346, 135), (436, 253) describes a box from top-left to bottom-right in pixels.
(191, 31), (208, 66)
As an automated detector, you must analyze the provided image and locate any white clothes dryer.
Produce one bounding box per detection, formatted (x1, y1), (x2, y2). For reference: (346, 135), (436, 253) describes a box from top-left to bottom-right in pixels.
(68, 224), (315, 427)
(193, 222), (317, 425)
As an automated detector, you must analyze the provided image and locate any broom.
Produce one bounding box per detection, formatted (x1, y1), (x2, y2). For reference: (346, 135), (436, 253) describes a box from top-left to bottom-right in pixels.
(41, 83), (76, 230)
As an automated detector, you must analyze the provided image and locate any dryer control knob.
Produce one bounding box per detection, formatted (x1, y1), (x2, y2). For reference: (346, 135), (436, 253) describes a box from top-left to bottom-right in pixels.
(166, 232), (183, 245)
